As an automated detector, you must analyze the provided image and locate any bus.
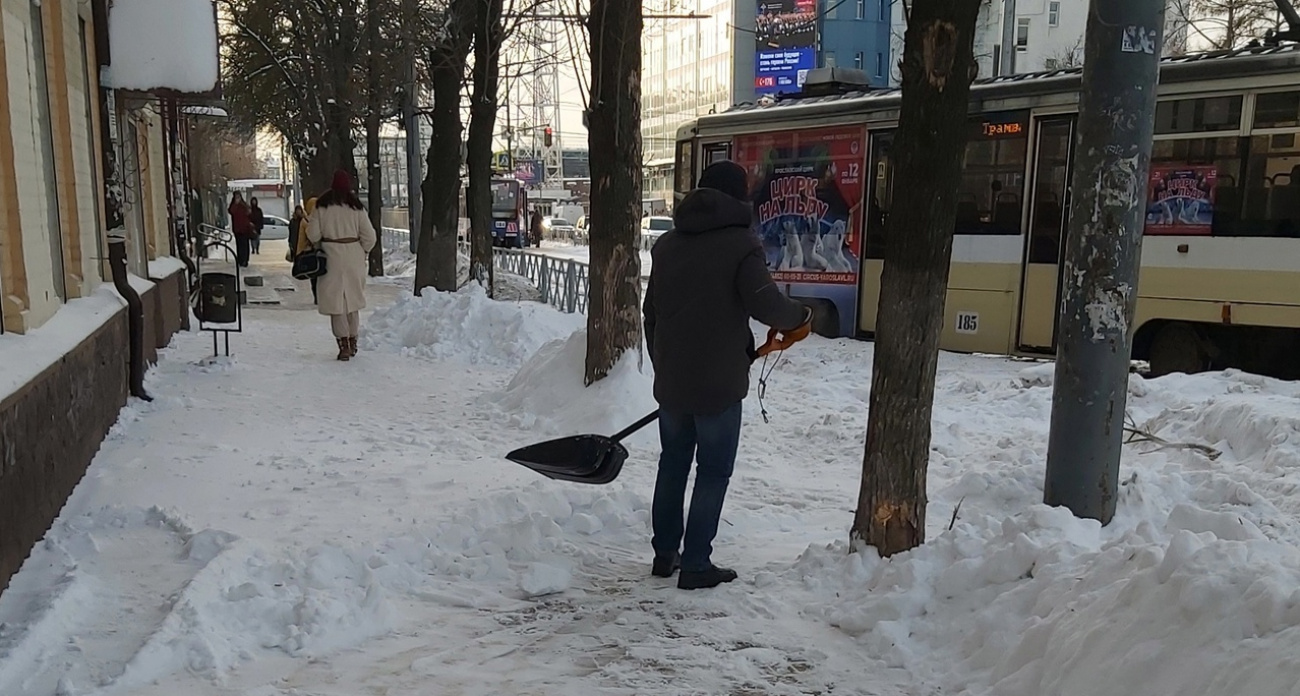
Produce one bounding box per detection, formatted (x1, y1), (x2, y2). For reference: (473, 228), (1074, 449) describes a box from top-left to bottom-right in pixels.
(673, 44), (1300, 380)
(490, 178), (529, 248)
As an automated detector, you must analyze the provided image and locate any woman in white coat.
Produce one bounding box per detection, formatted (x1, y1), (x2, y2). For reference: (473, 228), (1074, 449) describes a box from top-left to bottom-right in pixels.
(306, 170), (377, 361)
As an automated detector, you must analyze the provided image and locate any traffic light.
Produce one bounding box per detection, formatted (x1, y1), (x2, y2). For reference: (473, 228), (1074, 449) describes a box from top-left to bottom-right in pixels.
(543, 127), (553, 148)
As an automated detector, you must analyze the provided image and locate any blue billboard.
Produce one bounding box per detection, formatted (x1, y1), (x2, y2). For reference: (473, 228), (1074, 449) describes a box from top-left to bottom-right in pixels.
(755, 0), (819, 96)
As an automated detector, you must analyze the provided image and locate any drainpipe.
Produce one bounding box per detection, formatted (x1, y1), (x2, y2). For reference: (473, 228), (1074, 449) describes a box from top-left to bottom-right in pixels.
(107, 233), (151, 401)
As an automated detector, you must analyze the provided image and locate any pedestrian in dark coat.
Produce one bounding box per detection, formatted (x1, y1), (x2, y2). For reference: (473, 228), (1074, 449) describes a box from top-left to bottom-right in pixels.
(250, 197), (265, 254)
(642, 160), (813, 590)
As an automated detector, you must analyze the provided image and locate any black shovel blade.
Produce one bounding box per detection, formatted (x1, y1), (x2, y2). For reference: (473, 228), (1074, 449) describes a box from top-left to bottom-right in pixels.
(506, 434), (629, 484)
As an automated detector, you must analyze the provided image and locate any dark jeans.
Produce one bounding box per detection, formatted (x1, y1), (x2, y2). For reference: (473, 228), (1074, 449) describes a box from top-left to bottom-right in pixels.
(652, 403), (743, 572)
(235, 235), (251, 267)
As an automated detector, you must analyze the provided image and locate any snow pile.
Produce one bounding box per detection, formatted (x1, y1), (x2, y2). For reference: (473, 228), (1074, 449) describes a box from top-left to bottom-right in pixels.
(382, 246), (542, 301)
(492, 330), (656, 443)
(362, 284), (582, 368)
(108, 0), (219, 93)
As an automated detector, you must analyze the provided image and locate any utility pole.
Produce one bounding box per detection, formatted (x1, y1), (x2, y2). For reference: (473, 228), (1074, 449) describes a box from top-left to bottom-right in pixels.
(402, 0), (421, 253)
(1044, 0), (1164, 523)
(1000, 0), (1017, 76)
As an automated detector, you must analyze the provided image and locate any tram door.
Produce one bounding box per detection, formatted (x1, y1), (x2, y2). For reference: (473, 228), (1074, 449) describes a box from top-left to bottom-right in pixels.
(1017, 117), (1076, 351)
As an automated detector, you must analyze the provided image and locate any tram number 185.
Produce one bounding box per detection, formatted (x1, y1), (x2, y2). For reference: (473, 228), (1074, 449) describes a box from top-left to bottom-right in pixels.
(955, 311), (979, 335)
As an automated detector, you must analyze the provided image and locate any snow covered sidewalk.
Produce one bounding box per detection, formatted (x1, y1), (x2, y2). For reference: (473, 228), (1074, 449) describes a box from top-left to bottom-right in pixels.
(3, 282), (1300, 696)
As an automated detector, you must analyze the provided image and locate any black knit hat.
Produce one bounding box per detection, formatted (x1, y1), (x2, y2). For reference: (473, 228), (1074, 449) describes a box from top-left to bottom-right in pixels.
(698, 160), (750, 202)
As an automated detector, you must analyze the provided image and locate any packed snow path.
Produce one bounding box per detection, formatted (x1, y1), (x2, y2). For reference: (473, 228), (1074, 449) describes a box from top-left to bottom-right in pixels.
(2, 243), (1300, 695)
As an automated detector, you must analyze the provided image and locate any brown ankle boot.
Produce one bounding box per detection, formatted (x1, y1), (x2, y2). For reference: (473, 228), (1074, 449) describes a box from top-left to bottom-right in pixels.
(348, 336), (358, 357)
(336, 337), (351, 361)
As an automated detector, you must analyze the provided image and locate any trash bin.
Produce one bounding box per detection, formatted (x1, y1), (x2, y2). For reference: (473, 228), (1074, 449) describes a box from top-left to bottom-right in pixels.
(197, 272), (238, 323)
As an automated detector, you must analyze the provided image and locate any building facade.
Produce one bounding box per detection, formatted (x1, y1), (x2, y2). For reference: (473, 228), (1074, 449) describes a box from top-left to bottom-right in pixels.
(1, 0), (204, 594)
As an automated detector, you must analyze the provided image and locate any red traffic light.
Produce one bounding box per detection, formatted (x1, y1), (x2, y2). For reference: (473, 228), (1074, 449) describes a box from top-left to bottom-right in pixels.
(543, 127), (553, 147)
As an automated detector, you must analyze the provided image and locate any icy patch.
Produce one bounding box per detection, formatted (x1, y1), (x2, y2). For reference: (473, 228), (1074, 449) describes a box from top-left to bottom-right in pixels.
(492, 330), (656, 444)
(362, 284), (582, 369)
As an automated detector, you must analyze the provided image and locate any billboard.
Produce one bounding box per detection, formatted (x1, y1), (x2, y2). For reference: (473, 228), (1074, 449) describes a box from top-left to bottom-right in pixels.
(1145, 165), (1217, 235)
(735, 125), (866, 287)
(755, 0), (818, 96)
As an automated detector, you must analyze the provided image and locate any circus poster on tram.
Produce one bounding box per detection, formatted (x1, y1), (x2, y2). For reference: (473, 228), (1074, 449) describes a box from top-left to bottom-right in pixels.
(1145, 164), (1217, 236)
(734, 125), (866, 286)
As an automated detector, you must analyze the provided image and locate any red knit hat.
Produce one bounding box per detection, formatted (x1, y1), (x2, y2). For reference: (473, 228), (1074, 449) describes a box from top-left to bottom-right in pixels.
(330, 169), (353, 195)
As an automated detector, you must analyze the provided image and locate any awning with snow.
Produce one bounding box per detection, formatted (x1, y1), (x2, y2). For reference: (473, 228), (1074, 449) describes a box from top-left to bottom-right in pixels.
(106, 0), (219, 95)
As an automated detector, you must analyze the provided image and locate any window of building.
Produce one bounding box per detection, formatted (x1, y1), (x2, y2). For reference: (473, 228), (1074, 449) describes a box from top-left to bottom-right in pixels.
(1049, 1), (1061, 27)
(825, 53), (837, 68)
(79, 18), (105, 280)
(876, 52), (885, 77)
(856, 0), (865, 19)
(855, 52), (864, 70)
(31, 0), (66, 301)
(1155, 96), (1244, 134)
(1016, 17), (1031, 52)
(880, 0), (889, 21)
(956, 113), (1030, 236)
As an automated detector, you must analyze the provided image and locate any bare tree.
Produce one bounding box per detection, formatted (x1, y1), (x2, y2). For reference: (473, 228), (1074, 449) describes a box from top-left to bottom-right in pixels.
(584, 0), (644, 385)
(851, 0), (983, 557)
(466, 0), (506, 296)
(415, 0), (476, 295)
(1171, 0), (1279, 49)
(1043, 35), (1085, 70)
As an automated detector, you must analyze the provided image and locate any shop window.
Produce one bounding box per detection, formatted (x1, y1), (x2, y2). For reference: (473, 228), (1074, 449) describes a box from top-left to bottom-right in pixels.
(1145, 136), (1243, 236)
(1155, 96), (1243, 135)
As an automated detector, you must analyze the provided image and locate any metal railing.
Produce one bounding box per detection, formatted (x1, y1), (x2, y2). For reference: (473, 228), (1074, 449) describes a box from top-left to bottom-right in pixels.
(385, 227), (592, 315)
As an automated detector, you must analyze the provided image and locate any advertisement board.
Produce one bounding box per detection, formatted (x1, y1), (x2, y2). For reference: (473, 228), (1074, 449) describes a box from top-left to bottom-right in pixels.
(734, 125), (866, 286)
(755, 0), (818, 96)
(1145, 165), (1217, 235)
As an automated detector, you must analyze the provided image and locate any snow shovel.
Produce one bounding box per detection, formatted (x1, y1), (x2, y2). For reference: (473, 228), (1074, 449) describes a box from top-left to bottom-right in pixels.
(506, 329), (794, 485)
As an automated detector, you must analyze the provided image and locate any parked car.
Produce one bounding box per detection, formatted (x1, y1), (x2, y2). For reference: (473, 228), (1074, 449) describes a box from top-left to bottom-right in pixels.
(640, 216), (674, 250)
(260, 214), (291, 241)
(542, 216), (577, 241)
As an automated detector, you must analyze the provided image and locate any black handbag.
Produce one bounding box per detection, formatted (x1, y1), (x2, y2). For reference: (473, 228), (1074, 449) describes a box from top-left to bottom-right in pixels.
(292, 248), (327, 280)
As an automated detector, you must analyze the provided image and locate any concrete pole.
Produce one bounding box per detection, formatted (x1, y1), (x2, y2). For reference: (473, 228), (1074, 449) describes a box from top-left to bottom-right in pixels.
(1044, 0), (1165, 523)
(1000, 0), (1017, 76)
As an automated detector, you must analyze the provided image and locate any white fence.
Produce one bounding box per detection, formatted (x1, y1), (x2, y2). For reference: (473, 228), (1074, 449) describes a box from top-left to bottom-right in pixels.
(382, 227), (591, 315)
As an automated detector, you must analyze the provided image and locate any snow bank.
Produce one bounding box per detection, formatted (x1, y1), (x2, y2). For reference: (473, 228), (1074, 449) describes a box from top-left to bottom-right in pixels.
(382, 247), (542, 301)
(492, 330), (657, 444)
(362, 284), (582, 369)
(0, 288), (124, 403)
(108, 0), (219, 93)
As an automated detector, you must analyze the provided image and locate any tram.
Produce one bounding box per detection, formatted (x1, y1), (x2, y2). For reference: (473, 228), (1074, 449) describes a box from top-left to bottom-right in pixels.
(673, 45), (1300, 379)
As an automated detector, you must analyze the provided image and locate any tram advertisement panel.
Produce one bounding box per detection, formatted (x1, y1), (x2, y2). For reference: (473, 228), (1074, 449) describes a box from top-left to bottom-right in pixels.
(735, 125), (865, 285)
(1145, 164), (1217, 235)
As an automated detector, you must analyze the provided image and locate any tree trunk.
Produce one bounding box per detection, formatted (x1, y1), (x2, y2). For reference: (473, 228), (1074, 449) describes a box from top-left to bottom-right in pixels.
(851, 0), (982, 557)
(365, 0), (385, 277)
(415, 48), (469, 295)
(466, 0), (504, 295)
(584, 0), (644, 385)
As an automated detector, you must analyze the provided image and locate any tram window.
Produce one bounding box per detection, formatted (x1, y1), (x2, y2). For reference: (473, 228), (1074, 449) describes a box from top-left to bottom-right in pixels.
(955, 136), (1028, 236)
(1254, 91), (1300, 129)
(1237, 134), (1300, 238)
(674, 141), (694, 194)
(1155, 96), (1243, 135)
(1145, 136), (1244, 236)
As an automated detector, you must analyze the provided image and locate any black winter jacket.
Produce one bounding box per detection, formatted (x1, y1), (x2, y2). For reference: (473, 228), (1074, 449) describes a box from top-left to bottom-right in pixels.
(643, 188), (808, 415)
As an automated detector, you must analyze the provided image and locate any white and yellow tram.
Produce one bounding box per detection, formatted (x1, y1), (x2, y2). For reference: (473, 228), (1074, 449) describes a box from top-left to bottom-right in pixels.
(672, 45), (1300, 380)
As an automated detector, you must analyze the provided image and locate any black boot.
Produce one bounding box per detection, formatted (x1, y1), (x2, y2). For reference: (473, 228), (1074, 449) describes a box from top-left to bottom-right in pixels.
(651, 553), (680, 578)
(336, 337), (351, 361)
(678, 565), (738, 590)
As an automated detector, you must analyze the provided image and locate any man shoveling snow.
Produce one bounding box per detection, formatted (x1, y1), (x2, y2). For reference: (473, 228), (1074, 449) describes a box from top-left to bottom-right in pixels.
(643, 160), (814, 590)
